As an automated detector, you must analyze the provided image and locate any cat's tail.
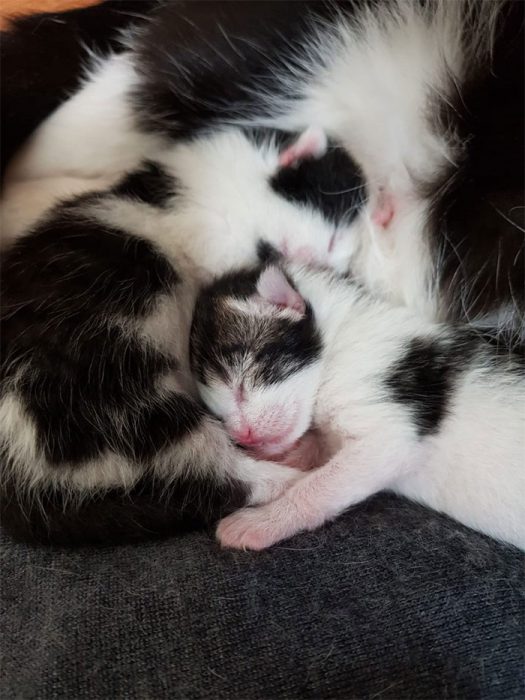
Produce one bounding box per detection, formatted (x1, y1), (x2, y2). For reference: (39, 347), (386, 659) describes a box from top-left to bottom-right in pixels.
(0, 406), (298, 546)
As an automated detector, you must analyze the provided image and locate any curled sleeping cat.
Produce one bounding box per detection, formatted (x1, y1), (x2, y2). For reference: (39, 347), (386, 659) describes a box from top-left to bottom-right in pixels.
(191, 264), (525, 551)
(0, 126), (364, 543)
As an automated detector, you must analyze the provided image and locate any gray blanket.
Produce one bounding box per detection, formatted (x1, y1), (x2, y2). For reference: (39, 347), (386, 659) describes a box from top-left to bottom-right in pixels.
(2, 494), (523, 699)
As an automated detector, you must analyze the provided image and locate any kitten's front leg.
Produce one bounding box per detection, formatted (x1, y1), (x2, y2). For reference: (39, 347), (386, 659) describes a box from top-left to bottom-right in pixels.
(217, 438), (411, 550)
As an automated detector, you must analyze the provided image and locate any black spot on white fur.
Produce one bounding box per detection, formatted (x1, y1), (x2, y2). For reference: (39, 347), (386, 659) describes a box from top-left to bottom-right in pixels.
(1, 205), (197, 466)
(191, 266), (322, 387)
(256, 240), (282, 265)
(111, 161), (177, 207)
(270, 143), (366, 226)
(385, 336), (477, 436)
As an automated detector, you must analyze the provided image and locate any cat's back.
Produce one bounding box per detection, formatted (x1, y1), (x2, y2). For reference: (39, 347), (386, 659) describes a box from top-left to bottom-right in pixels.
(391, 336), (525, 549)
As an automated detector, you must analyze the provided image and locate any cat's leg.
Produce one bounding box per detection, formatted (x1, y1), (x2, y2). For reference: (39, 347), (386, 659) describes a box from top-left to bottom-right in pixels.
(217, 437), (419, 550)
(7, 53), (163, 183)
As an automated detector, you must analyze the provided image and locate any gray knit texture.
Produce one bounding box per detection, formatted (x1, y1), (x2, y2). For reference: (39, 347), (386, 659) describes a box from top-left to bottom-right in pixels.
(2, 494), (524, 699)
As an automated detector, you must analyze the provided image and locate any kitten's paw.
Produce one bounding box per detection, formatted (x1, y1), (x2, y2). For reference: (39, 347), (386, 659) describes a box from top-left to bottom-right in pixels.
(244, 459), (301, 505)
(326, 228), (356, 273)
(279, 228), (354, 274)
(216, 504), (292, 551)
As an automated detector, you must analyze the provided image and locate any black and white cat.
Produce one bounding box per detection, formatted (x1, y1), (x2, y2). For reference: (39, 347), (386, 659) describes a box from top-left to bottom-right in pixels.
(1, 0), (523, 543)
(0, 126), (364, 543)
(191, 263), (525, 550)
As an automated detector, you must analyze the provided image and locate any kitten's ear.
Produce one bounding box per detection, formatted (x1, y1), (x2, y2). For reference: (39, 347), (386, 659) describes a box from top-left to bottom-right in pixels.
(256, 266), (306, 315)
(278, 126), (328, 168)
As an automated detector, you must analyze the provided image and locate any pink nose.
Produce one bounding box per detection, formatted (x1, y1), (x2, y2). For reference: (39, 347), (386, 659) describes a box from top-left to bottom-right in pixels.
(231, 427), (260, 447)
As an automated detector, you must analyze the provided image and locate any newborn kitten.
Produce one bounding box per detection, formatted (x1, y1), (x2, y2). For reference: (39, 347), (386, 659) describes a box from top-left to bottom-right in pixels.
(191, 264), (525, 550)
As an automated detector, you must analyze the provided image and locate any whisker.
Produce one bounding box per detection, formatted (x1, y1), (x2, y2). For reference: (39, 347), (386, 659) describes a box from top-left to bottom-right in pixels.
(490, 203), (525, 234)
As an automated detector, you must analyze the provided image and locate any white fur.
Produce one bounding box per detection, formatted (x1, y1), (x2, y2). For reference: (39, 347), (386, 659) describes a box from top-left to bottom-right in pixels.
(198, 361), (322, 458)
(212, 266), (525, 550)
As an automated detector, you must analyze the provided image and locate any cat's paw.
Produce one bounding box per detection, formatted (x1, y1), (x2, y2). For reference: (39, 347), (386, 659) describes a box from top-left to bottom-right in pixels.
(325, 227), (356, 273)
(279, 227), (354, 274)
(216, 503), (297, 551)
(217, 505), (288, 550)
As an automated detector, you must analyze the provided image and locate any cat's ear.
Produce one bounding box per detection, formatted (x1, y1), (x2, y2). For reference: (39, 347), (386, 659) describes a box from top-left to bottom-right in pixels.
(256, 266), (306, 315)
(278, 126), (328, 168)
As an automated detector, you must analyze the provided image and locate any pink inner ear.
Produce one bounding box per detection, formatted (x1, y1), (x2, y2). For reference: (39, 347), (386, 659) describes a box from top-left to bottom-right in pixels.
(278, 126), (328, 168)
(256, 266), (306, 314)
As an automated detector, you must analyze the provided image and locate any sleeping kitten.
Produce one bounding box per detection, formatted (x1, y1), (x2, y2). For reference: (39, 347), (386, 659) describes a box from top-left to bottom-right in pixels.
(191, 264), (525, 550)
(0, 127), (364, 543)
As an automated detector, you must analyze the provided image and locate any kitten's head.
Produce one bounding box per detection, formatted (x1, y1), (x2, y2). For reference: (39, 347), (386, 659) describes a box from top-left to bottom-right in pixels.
(191, 265), (322, 457)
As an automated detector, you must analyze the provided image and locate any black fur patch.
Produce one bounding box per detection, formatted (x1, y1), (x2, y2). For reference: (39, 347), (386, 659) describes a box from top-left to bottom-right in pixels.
(428, 2), (524, 321)
(132, 2), (345, 138)
(191, 266), (322, 386)
(16, 330), (204, 465)
(270, 143), (366, 225)
(256, 240), (282, 264)
(1, 206), (197, 467)
(0, 469), (248, 546)
(251, 309), (321, 385)
(385, 336), (476, 436)
(111, 161), (177, 207)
